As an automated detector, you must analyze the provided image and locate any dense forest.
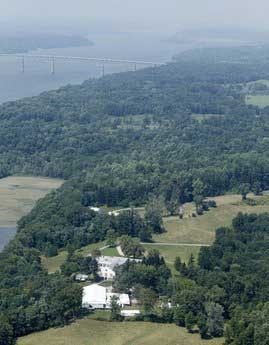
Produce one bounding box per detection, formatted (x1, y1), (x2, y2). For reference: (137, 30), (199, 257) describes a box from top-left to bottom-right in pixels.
(1, 45), (269, 344)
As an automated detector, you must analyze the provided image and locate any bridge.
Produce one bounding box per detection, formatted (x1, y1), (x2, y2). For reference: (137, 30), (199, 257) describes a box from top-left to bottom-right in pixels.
(0, 53), (164, 76)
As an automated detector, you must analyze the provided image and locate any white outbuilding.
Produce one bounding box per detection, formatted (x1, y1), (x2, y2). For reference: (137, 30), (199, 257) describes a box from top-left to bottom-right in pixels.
(82, 284), (130, 310)
(82, 284), (106, 309)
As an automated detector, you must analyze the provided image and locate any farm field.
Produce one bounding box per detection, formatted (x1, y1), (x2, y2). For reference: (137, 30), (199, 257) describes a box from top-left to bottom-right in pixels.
(245, 94), (269, 107)
(18, 318), (224, 345)
(154, 194), (269, 245)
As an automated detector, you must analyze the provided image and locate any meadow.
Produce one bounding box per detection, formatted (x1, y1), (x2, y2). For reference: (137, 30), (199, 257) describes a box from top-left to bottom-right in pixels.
(245, 94), (269, 107)
(18, 318), (223, 345)
(154, 194), (269, 244)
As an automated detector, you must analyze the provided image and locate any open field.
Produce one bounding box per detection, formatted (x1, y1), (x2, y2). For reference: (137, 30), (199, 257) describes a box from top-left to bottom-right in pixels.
(144, 244), (201, 271)
(191, 114), (224, 123)
(154, 194), (269, 244)
(0, 176), (63, 228)
(245, 94), (269, 107)
(18, 318), (223, 345)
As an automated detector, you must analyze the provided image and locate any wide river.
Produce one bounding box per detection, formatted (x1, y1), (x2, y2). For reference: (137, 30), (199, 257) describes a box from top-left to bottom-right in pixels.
(0, 32), (193, 104)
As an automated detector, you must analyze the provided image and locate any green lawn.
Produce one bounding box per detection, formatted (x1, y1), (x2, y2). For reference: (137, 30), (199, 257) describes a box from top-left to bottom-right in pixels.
(154, 194), (269, 245)
(144, 244), (201, 272)
(191, 114), (224, 123)
(101, 246), (119, 256)
(245, 94), (269, 108)
(18, 318), (224, 345)
(41, 251), (68, 274)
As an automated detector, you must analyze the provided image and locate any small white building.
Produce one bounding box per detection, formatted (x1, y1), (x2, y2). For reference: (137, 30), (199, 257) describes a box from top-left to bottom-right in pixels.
(108, 210), (120, 217)
(121, 310), (141, 317)
(82, 284), (130, 310)
(89, 207), (101, 213)
(75, 274), (89, 282)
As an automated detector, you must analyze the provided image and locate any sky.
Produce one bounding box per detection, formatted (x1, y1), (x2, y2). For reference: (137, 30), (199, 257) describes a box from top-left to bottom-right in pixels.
(1, 0), (269, 34)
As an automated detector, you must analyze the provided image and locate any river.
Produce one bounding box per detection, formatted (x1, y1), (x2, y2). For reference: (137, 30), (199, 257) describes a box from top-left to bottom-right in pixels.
(0, 32), (192, 104)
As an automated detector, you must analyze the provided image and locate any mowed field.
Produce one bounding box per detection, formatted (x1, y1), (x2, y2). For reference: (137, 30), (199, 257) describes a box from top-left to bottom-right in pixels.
(245, 94), (269, 107)
(0, 176), (63, 228)
(154, 194), (269, 245)
(18, 319), (223, 345)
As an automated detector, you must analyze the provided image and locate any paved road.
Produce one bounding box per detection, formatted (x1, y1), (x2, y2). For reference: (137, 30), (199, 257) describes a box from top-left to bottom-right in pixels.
(116, 245), (125, 256)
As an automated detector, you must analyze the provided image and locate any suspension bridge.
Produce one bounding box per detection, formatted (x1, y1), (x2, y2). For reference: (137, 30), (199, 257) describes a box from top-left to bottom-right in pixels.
(0, 53), (164, 76)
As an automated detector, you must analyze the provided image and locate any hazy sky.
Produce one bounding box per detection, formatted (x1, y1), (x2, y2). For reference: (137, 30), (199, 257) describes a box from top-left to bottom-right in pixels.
(2, 0), (269, 33)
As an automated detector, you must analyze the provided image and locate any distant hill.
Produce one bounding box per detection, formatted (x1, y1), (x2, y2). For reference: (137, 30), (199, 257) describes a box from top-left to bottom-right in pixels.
(0, 34), (93, 54)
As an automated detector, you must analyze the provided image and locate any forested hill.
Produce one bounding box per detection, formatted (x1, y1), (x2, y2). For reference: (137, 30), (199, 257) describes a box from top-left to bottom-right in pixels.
(1, 45), (269, 343)
(0, 34), (93, 54)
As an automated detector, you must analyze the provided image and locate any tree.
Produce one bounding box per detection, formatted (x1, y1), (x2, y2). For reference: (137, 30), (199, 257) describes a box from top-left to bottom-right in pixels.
(110, 296), (122, 321)
(135, 287), (157, 314)
(106, 229), (117, 246)
(254, 303), (269, 345)
(174, 256), (182, 272)
(0, 317), (15, 345)
(252, 181), (262, 196)
(206, 302), (224, 337)
(197, 314), (208, 339)
(139, 226), (152, 242)
(185, 312), (196, 333)
(44, 243), (58, 257)
(144, 198), (164, 234)
(239, 183), (250, 201)
(119, 235), (145, 258)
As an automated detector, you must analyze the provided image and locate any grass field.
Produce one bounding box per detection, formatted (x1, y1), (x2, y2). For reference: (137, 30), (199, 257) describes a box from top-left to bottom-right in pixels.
(0, 176), (63, 228)
(18, 318), (224, 345)
(191, 114), (224, 123)
(154, 194), (269, 245)
(144, 244), (201, 272)
(245, 94), (269, 108)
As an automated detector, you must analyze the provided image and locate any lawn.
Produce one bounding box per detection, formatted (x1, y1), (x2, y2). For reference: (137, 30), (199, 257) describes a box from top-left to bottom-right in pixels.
(154, 194), (269, 245)
(18, 318), (224, 345)
(245, 94), (269, 108)
(191, 114), (224, 123)
(41, 251), (68, 274)
(144, 244), (201, 272)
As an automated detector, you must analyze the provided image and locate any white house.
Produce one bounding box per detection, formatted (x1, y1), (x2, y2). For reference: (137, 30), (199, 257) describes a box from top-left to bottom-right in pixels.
(82, 284), (130, 310)
(97, 256), (141, 280)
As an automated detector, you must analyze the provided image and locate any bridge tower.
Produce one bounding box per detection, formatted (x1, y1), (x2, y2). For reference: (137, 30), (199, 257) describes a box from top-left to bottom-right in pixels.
(21, 56), (25, 74)
(50, 58), (55, 75)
